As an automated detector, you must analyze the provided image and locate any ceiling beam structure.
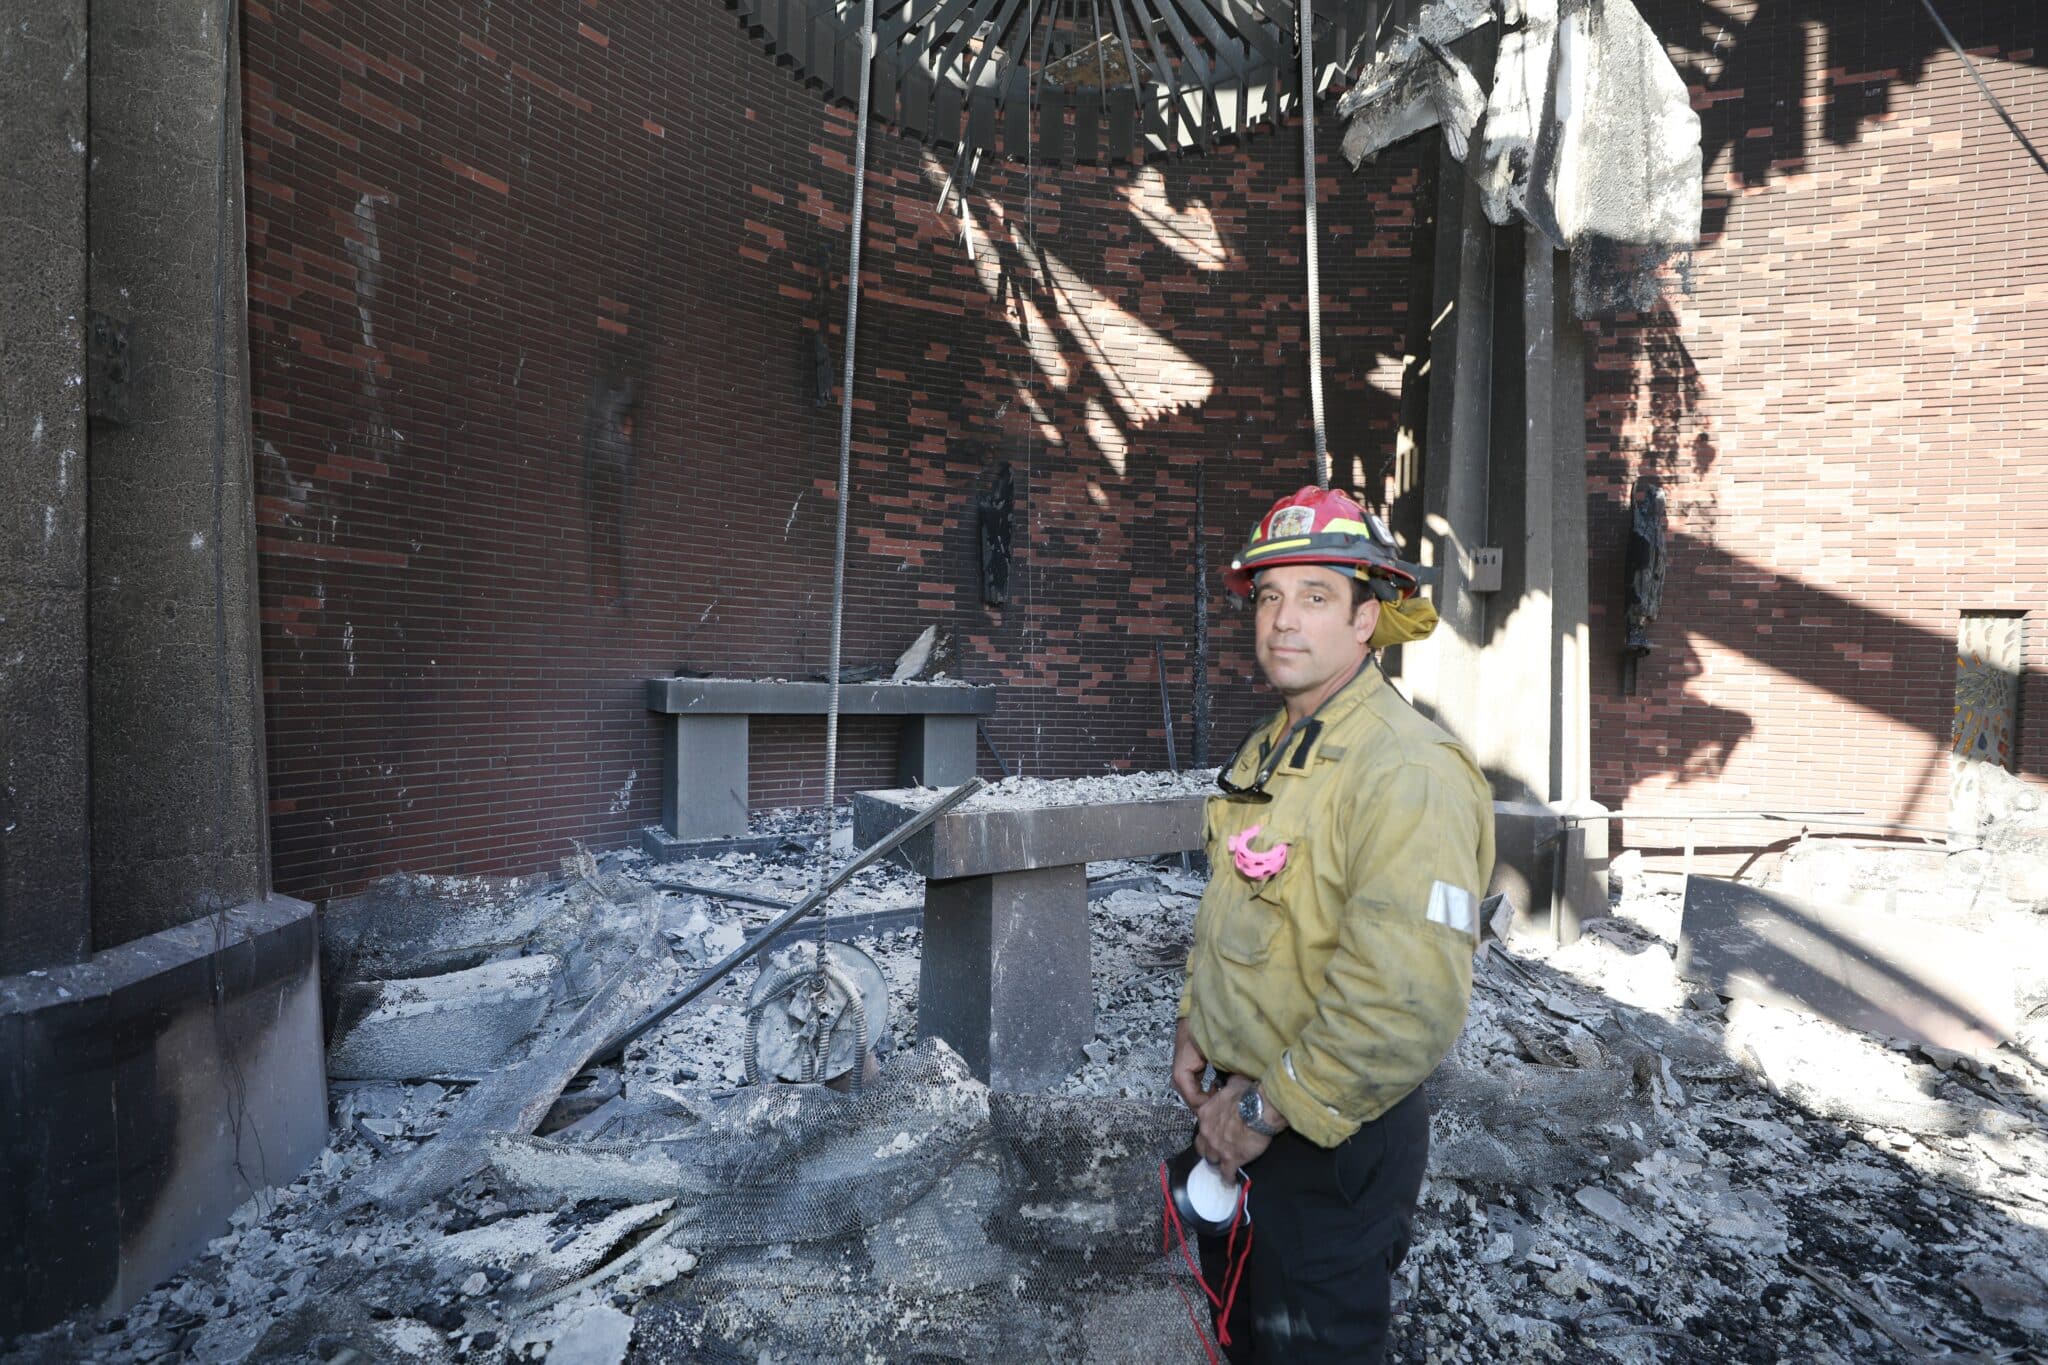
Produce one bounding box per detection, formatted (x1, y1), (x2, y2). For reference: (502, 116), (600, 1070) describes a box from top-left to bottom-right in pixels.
(729, 0), (1423, 167)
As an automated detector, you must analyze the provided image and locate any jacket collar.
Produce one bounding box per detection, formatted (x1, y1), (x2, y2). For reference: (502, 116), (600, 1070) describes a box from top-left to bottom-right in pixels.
(1255, 656), (1383, 774)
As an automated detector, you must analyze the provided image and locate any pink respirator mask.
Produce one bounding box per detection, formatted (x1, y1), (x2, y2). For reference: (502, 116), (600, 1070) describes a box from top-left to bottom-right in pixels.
(1227, 825), (1289, 881)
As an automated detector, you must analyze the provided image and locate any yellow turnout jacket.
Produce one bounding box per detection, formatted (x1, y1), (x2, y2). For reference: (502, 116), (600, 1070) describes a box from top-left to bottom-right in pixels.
(1179, 664), (1495, 1148)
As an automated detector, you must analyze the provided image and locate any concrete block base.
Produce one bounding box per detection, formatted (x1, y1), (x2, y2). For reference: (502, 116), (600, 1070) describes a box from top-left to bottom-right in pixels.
(920, 865), (1093, 1092)
(1489, 801), (1609, 945)
(0, 896), (327, 1337)
(897, 715), (978, 788)
(662, 715), (751, 841)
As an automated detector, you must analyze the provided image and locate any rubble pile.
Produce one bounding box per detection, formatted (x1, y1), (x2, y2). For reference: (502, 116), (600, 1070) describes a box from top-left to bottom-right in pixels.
(8, 816), (2046, 1363)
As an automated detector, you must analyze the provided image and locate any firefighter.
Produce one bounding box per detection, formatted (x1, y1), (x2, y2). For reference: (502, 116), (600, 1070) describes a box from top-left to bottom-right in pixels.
(1171, 485), (1496, 1363)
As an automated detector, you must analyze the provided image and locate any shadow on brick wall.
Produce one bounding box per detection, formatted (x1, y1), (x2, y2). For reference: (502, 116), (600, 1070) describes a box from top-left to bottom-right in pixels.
(1594, 501), (2041, 795)
(1639, 0), (2044, 199)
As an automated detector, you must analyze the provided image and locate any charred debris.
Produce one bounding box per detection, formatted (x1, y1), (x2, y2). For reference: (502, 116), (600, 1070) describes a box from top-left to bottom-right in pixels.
(8, 784), (2048, 1364)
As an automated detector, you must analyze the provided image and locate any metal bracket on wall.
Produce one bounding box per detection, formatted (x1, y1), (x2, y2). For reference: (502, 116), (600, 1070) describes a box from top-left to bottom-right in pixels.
(1469, 546), (1503, 593)
(87, 310), (132, 427)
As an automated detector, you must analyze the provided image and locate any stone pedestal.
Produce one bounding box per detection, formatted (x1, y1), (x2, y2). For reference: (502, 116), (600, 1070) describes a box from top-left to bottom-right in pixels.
(920, 865), (1094, 1092)
(855, 786), (1206, 1091)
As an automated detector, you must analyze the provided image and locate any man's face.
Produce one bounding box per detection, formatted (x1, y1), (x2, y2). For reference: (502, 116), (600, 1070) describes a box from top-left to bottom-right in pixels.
(1253, 564), (1379, 701)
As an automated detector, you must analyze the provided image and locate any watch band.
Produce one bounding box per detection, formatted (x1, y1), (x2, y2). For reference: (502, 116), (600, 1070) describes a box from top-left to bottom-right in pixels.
(1239, 1085), (1281, 1137)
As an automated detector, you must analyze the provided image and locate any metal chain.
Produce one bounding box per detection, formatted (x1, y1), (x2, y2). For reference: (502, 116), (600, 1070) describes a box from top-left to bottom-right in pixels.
(1300, 0), (1330, 489)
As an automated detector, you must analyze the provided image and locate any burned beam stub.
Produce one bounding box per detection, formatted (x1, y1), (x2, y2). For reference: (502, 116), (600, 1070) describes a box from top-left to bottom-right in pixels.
(1341, 0), (1703, 319)
(976, 462), (1013, 608)
(1622, 477), (1667, 694)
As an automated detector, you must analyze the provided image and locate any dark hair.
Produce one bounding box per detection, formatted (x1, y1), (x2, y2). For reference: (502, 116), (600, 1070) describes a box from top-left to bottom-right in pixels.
(1255, 566), (1385, 610)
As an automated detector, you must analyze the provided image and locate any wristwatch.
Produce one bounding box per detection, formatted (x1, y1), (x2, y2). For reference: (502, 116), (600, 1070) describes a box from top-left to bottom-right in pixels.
(1238, 1085), (1282, 1137)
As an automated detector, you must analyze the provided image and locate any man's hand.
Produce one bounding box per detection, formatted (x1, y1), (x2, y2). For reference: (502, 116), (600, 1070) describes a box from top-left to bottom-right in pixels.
(1171, 1017), (1212, 1113)
(1194, 1075), (1276, 1182)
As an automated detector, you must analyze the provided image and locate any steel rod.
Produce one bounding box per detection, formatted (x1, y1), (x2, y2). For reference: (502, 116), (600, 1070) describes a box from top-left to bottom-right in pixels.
(819, 0), (879, 890)
(595, 777), (985, 1062)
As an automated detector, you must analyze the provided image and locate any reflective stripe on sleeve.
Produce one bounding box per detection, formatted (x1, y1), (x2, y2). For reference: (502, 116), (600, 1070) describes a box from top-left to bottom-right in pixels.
(1425, 880), (1476, 936)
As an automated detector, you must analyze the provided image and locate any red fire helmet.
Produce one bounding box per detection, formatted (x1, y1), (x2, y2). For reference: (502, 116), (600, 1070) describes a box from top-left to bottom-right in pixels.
(1222, 486), (1423, 599)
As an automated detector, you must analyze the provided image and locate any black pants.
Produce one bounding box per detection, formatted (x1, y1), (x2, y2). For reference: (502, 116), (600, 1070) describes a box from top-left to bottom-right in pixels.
(1196, 1084), (1429, 1364)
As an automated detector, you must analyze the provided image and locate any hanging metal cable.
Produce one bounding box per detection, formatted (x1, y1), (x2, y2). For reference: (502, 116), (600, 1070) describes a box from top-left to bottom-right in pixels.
(1916, 0), (2048, 179)
(1299, 0), (1330, 489)
(819, 0), (877, 891)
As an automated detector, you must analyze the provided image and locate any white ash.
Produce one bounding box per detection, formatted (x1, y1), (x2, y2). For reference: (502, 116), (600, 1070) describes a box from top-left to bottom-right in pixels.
(678, 673), (977, 687)
(883, 766), (1222, 812)
(8, 832), (2048, 1364)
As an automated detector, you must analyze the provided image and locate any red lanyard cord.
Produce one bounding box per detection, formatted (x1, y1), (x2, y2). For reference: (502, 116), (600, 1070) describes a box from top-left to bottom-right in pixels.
(1158, 1162), (1255, 1361)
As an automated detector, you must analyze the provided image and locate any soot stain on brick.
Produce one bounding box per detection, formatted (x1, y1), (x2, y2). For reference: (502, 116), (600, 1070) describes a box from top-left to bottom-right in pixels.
(582, 347), (642, 610)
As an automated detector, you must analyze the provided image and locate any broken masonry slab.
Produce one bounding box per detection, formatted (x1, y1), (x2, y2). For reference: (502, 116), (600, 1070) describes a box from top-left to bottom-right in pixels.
(320, 872), (556, 982)
(643, 679), (994, 846)
(1676, 875), (2014, 1053)
(326, 953), (559, 1081)
(347, 918), (679, 1214)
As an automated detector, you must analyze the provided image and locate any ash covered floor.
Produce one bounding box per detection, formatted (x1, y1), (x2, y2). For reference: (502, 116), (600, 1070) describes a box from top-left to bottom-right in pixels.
(10, 811), (2048, 1364)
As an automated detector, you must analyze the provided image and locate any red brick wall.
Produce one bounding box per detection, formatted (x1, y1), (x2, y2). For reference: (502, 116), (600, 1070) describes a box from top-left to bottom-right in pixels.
(241, 0), (1424, 901)
(1588, 0), (2047, 858)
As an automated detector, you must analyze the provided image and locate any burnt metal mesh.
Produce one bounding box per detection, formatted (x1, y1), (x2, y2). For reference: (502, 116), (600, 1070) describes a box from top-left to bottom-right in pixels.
(614, 1040), (1222, 1363)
